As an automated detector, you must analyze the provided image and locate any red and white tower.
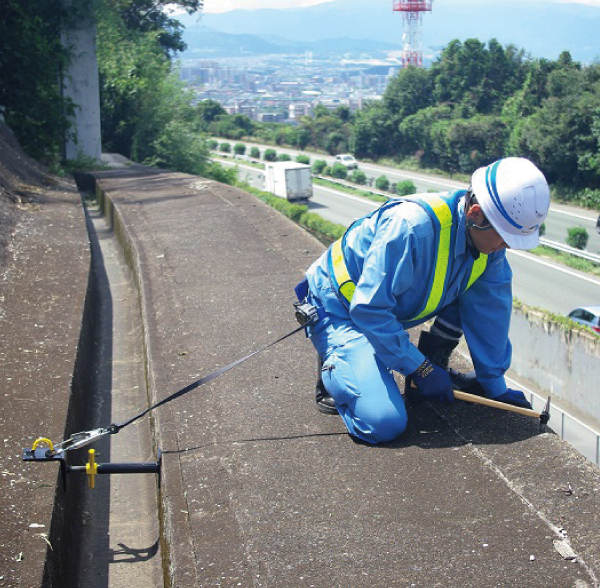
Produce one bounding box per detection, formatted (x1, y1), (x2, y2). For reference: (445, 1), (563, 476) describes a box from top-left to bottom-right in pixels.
(393, 1), (433, 68)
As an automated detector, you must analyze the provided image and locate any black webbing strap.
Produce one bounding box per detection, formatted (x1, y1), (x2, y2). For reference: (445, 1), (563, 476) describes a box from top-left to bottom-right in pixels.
(112, 322), (308, 433)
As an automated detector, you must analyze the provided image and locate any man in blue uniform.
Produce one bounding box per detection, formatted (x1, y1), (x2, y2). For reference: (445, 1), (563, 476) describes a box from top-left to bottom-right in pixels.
(295, 157), (550, 444)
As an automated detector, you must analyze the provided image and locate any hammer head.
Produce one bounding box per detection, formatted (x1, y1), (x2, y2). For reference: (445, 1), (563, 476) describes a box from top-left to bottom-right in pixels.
(539, 396), (551, 432)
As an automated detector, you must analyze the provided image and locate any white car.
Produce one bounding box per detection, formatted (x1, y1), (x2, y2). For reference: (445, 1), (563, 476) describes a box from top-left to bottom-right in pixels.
(334, 154), (358, 169)
(567, 306), (600, 334)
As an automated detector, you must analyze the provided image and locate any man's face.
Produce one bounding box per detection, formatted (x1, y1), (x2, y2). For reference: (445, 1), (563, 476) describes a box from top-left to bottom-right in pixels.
(467, 204), (509, 254)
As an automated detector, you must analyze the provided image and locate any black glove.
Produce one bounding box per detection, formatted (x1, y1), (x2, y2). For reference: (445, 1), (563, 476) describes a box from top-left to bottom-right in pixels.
(492, 389), (532, 410)
(411, 359), (454, 403)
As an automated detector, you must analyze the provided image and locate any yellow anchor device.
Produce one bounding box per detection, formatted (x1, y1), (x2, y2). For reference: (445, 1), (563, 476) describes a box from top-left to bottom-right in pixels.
(86, 449), (98, 489)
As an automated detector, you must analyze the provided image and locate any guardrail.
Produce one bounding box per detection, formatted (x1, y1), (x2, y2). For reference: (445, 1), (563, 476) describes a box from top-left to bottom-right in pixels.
(539, 237), (600, 263)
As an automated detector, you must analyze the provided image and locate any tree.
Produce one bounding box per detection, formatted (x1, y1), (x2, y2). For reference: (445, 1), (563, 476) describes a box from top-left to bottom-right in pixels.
(352, 102), (396, 160)
(196, 100), (227, 128)
(0, 0), (74, 159)
(115, 0), (203, 58)
(383, 66), (433, 120)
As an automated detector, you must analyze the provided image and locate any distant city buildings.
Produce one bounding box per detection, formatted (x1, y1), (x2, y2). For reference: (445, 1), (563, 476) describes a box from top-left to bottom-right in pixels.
(179, 55), (396, 123)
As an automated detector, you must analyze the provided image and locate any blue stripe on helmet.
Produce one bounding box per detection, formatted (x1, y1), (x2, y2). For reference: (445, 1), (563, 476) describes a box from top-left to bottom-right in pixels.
(485, 160), (522, 230)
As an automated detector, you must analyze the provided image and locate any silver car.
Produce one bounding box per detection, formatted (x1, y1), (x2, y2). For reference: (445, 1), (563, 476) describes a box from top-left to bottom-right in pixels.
(334, 154), (358, 170)
(567, 306), (600, 334)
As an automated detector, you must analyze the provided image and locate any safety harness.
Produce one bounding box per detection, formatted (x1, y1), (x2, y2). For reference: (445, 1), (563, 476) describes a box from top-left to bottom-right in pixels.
(328, 193), (488, 322)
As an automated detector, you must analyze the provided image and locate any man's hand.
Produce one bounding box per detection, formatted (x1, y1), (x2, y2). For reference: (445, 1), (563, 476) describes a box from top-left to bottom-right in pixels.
(411, 359), (454, 402)
(492, 389), (532, 410)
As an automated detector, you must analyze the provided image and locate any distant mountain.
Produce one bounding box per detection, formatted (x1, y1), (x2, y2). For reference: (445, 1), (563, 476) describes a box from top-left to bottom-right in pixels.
(177, 0), (600, 63)
(180, 26), (402, 59)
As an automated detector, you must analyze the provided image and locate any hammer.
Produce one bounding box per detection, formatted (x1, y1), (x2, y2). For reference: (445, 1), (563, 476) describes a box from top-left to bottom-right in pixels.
(409, 380), (551, 431)
(453, 390), (551, 432)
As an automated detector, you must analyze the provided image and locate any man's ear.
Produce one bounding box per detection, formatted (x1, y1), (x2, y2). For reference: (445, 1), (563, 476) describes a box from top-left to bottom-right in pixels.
(466, 203), (486, 224)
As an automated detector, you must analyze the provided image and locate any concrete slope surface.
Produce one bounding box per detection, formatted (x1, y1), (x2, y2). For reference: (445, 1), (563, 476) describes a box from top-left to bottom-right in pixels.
(90, 164), (600, 588)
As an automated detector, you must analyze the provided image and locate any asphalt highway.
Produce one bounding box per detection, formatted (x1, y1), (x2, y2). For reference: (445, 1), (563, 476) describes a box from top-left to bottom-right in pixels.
(229, 158), (600, 316)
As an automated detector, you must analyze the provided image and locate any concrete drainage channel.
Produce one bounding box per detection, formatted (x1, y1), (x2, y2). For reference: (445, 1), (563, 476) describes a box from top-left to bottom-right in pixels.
(71, 190), (164, 587)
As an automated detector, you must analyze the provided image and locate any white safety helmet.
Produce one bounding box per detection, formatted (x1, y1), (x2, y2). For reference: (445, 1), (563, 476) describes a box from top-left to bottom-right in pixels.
(471, 157), (550, 250)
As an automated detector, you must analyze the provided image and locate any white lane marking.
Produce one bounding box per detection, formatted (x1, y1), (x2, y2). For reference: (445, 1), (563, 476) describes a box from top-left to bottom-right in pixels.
(315, 185), (381, 207)
(508, 249), (600, 286)
(549, 206), (598, 222)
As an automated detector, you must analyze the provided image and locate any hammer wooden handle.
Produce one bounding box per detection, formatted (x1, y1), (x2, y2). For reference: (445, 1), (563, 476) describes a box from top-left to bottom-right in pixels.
(409, 380), (541, 418)
(452, 390), (541, 418)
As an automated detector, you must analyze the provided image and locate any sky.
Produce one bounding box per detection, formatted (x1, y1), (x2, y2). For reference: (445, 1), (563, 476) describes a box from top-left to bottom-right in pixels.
(201, 0), (600, 12)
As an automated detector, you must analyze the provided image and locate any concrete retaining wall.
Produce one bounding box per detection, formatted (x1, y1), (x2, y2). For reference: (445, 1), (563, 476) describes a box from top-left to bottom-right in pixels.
(510, 307), (600, 429)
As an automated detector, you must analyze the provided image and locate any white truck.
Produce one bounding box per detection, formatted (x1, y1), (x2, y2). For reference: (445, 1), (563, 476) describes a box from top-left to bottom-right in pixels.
(264, 161), (313, 203)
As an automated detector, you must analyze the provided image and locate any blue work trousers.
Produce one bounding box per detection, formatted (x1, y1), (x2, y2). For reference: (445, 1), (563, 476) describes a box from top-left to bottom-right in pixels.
(308, 304), (408, 445)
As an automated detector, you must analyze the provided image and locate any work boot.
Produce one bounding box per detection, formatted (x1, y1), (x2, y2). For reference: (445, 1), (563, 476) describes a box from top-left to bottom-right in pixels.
(417, 330), (485, 396)
(315, 356), (338, 415)
(315, 378), (338, 414)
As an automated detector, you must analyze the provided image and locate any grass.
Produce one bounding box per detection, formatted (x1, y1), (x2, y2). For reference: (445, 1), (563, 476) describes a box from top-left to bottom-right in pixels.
(529, 244), (600, 277)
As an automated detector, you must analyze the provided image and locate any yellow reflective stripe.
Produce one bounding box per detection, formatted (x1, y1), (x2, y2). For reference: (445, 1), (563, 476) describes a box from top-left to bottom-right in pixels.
(466, 253), (488, 290)
(331, 237), (356, 303)
(411, 196), (453, 321)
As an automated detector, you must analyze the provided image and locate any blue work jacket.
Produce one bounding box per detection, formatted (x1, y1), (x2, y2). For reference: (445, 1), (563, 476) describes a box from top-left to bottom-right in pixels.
(305, 190), (513, 398)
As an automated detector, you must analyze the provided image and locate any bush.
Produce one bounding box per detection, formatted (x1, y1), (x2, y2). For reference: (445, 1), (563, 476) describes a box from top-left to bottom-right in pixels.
(245, 186), (345, 242)
(312, 159), (327, 174)
(205, 162), (238, 185)
(395, 179), (417, 196)
(219, 142), (231, 153)
(277, 153), (292, 161)
(264, 148), (277, 161)
(234, 143), (246, 155)
(351, 169), (367, 185)
(296, 154), (310, 164)
(566, 227), (589, 250)
(539, 222), (546, 237)
(330, 163), (348, 180)
(375, 175), (390, 191)
(208, 139), (218, 150)
(250, 146), (260, 159)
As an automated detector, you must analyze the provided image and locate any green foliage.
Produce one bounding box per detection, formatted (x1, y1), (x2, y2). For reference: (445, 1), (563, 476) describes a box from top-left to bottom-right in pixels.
(250, 146), (260, 159)
(145, 119), (209, 175)
(552, 185), (600, 209)
(375, 175), (390, 191)
(263, 148), (277, 161)
(234, 143), (246, 155)
(312, 159), (327, 174)
(566, 227), (589, 250)
(539, 222), (546, 237)
(205, 162), (238, 185)
(219, 142), (231, 153)
(208, 139), (219, 150)
(296, 154), (310, 164)
(351, 169), (367, 185)
(196, 100), (227, 129)
(0, 0), (75, 160)
(244, 186), (345, 243)
(395, 180), (417, 196)
(330, 163), (348, 180)
(277, 153), (292, 161)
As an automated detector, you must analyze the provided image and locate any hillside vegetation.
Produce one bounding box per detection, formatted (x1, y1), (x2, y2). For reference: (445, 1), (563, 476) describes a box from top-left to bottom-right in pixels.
(1, 1), (600, 209)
